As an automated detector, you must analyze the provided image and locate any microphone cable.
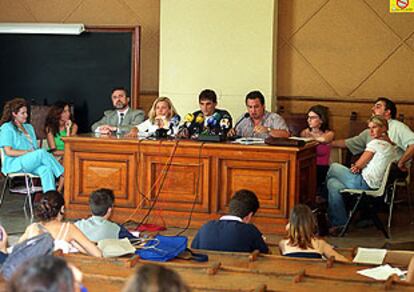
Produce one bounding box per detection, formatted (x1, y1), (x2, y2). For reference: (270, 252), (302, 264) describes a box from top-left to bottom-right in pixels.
(176, 141), (205, 236)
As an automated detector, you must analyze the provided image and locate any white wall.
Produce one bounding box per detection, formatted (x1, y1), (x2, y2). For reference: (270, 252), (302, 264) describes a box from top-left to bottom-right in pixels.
(160, 0), (278, 120)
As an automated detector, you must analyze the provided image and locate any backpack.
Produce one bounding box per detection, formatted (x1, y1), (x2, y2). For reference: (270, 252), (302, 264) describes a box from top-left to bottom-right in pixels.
(136, 235), (188, 262)
(1, 232), (54, 280)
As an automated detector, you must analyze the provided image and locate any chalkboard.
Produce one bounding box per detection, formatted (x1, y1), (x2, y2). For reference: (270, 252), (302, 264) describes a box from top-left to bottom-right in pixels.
(0, 26), (140, 133)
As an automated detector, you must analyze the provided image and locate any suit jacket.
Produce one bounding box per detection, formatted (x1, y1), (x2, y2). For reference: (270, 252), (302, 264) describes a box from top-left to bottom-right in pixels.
(91, 108), (145, 132)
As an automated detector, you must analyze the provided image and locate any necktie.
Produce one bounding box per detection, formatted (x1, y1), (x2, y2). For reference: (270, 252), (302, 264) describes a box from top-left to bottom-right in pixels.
(119, 113), (125, 126)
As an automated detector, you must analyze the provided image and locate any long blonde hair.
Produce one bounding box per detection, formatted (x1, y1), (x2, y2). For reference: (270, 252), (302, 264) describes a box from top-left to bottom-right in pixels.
(286, 204), (316, 249)
(147, 97), (178, 123)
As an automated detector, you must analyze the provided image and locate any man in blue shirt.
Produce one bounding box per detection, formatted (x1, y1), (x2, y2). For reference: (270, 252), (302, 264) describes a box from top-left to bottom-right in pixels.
(191, 189), (269, 253)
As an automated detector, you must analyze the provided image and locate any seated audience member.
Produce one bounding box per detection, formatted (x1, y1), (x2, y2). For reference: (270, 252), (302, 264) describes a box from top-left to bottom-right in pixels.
(8, 255), (81, 292)
(279, 204), (348, 262)
(19, 191), (102, 257)
(326, 115), (396, 232)
(75, 188), (136, 242)
(0, 98), (64, 192)
(45, 101), (78, 159)
(191, 189), (269, 253)
(228, 90), (289, 138)
(123, 264), (190, 292)
(91, 87), (145, 134)
(332, 97), (414, 175)
(127, 96), (180, 137)
(300, 105), (334, 193)
(183, 89), (232, 138)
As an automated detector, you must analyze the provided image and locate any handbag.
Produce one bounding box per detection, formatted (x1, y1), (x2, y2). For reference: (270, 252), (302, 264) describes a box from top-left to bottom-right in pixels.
(136, 235), (188, 262)
(97, 238), (136, 258)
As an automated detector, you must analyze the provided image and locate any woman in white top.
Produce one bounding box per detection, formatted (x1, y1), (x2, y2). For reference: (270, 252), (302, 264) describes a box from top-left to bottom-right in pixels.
(127, 97), (179, 137)
(326, 115), (396, 229)
(19, 191), (102, 257)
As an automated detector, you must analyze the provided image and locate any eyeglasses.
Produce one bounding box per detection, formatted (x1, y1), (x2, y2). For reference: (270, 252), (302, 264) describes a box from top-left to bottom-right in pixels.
(307, 116), (320, 120)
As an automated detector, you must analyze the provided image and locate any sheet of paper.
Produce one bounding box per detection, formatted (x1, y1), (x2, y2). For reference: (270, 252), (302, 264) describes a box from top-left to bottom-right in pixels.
(357, 264), (406, 280)
(233, 137), (265, 145)
(353, 247), (387, 265)
(289, 137), (313, 142)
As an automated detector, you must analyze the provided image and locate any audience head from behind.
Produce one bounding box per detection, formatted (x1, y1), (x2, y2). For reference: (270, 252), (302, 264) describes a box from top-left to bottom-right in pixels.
(228, 189), (260, 223)
(245, 90), (266, 121)
(89, 188), (115, 219)
(111, 87), (130, 111)
(148, 96), (178, 123)
(286, 204), (317, 249)
(36, 191), (65, 222)
(372, 97), (397, 120)
(198, 89), (218, 117)
(307, 104), (330, 132)
(0, 98), (28, 127)
(123, 264), (190, 292)
(45, 101), (74, 136)
(8, 256), (76, 292)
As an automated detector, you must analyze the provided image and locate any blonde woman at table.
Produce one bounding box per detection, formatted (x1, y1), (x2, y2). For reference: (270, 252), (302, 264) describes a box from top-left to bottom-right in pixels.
(126, 97), (180, 137)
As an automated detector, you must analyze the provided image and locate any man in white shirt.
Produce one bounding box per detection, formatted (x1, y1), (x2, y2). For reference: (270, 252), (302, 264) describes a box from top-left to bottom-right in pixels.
(91, 87), (144, 134)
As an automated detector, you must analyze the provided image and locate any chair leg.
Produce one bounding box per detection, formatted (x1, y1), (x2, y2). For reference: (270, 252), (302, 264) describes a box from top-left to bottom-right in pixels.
(340, 194), (363, 237)
(0, 176), (9, 206)
(23, 176), (34, 222)
(387, 183), (397, 239)
(367, 197), (389, 239)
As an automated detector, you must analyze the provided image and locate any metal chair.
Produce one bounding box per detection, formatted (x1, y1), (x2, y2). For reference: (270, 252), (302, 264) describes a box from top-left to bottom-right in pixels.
(339, 161), (398, 238)
(0, 148), (41, 221)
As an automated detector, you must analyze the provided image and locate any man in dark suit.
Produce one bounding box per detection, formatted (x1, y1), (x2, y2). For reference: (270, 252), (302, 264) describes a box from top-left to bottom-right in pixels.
(191, 189), (269, 253)
(91, 87), (144, 134)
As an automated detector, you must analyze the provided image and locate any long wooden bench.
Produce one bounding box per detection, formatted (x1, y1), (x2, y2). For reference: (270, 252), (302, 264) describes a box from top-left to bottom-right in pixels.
(61, 250), (414, 292)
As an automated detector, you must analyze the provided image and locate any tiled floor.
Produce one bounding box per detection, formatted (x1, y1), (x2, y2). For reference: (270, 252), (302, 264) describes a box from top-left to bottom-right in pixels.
(1, 177), (413, 249)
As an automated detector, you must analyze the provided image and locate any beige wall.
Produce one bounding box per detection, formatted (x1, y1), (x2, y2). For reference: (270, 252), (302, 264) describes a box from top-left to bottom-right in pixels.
(1, 0), (413, 110)
(159, 0), (277, 118)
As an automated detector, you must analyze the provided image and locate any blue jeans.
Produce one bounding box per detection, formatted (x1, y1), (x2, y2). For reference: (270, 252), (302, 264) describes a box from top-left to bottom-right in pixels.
(326, 163), (370, 227)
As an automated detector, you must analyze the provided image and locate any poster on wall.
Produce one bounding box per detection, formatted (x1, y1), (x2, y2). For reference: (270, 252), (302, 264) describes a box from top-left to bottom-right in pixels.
(390, 0), (414, 13)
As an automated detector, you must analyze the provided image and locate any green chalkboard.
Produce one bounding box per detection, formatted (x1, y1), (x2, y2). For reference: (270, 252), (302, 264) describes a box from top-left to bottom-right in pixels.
(0, 27), (140, 133)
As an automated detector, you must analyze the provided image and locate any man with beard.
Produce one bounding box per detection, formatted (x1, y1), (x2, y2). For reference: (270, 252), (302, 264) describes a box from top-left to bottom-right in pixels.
(92, 87), (144, 134)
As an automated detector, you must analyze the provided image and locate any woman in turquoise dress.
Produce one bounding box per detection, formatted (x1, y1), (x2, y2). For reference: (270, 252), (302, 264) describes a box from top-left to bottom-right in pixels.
(45, 101), (78, 159)
(0, 98), (64, 192)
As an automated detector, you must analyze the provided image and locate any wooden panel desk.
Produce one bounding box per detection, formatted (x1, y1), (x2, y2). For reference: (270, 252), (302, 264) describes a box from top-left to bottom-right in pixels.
(63, 135), (317, 233)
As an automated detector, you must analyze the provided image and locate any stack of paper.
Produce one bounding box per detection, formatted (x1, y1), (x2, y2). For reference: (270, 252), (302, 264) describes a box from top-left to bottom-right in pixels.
(357, 264), (406, 280)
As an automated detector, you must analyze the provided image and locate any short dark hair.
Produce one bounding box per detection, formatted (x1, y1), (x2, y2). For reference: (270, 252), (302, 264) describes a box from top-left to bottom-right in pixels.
(89, 188), (115, 216)
(245, 90), (265, 105)
(8, 256), (74, 292)
(111, 87), (129, 97)
(375, 97), (397, 119)
(307, 104), (330, 132)
(198, 89), (217, 103)
(229, 189), (260, 218)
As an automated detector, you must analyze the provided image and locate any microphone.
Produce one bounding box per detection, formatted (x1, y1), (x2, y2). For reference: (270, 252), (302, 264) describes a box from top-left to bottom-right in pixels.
(233, 113), (249, 130)
(195, 113), (204, 124)
(169, 115), (181, 135)
(220, 114), (231, 130)
(182, 113), (194, 128)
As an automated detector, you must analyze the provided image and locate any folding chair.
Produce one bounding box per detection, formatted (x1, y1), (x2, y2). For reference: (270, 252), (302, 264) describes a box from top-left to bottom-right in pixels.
(0, 148), (41, 221)
(339, 161), (397, 238)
